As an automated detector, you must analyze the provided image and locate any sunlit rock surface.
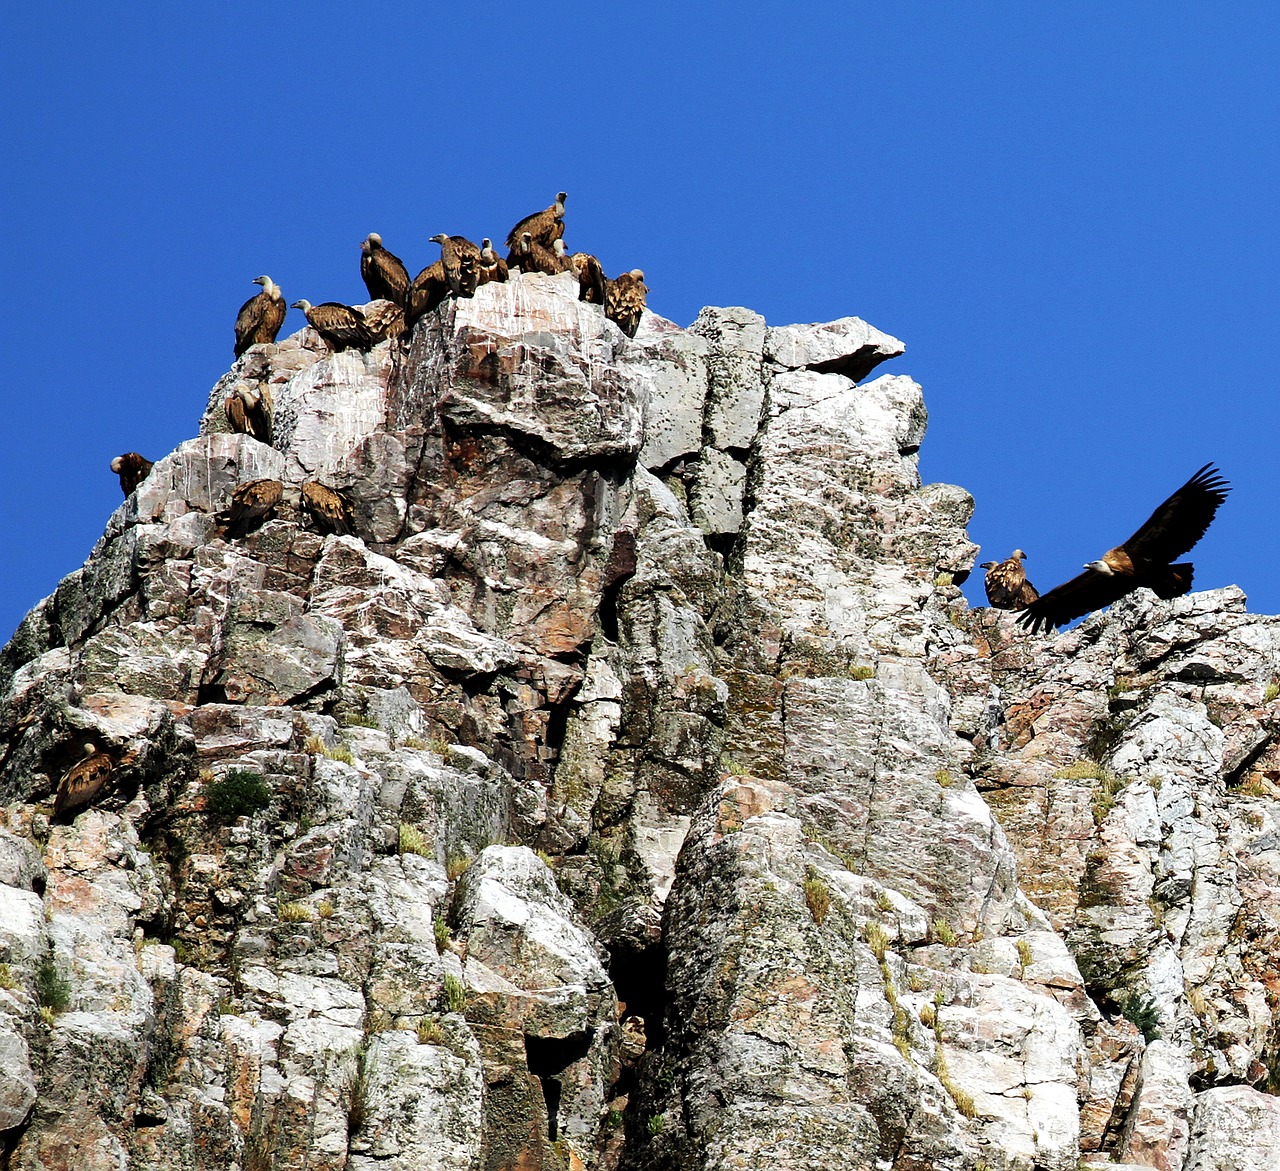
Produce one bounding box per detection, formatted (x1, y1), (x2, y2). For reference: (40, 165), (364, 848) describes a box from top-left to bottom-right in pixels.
(2, 272), (1279, 1169)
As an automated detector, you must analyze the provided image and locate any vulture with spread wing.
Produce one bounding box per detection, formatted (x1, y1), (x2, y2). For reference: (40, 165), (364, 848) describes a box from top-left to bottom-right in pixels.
(1018, 464), (1230, 634)
(980, 550), (1038, 610)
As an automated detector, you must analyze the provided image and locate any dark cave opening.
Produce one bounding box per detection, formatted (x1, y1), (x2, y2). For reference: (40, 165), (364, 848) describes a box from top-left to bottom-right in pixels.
(524, 1029), (595, 1140)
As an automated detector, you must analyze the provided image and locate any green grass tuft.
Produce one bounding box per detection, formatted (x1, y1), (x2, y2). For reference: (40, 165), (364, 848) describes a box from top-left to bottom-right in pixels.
(803, 868), (831, 926)
(36, 955), (70, 1013)
(398, 823), (429, 857)
(442, 973), (467, 1014)
(931, 920), (959, 947)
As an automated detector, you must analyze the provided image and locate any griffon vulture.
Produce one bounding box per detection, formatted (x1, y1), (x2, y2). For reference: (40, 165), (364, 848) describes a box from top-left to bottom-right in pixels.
(570, 251), (607, 304)
(478, 239), (509, 286)
(407, 261), (448, 327)
(505, 191), (566, 250)
(224, 384), (273, 443)
(111, 453), (153, 496)
(429, 234), (482, 298)
(605, 270), (648, 338)
(507, 232), (568, 275)
(55, 743), (114, 819)
(291, 300), (376, 353)
(980, 550), (1038, 610)
(234, 276), (287, 357)
(301, 481), (354, 536)
(360, 234), (411, 307)
(1018, 464), (1230, 634)
(217, 478), (284, 539)
(362, 300), (407, 344)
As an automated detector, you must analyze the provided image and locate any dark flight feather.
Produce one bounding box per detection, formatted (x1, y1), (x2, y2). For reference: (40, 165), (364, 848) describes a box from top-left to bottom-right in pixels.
(1019, 465), (1229, 634)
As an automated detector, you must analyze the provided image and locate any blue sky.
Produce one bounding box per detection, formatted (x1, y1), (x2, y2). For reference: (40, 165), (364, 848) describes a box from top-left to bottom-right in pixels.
(2, 4), (1277, 644)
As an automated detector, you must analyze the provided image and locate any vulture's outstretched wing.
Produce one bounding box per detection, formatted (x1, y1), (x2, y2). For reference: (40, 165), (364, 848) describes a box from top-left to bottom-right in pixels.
(1018, 568), (1135, 634)
(1122, 464), (1230, 565)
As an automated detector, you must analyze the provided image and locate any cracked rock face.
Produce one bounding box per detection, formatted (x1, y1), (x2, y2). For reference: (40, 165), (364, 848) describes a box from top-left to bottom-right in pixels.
(2, 273), (1279, 1170)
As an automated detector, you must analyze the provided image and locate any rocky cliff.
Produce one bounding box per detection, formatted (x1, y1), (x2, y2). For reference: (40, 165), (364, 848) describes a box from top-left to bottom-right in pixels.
(2, 270), (1278, 1171)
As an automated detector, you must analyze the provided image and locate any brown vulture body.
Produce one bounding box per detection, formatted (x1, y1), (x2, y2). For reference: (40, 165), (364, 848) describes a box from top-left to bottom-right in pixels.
(55, 744), (114, 819)
(360, 234), (411, 307)
(224, 384), (273, 442)
(980, 550), (1038, 610)
(508, 232), (568, 275)
(218, 478), (284, 538)
(362, 299), (407, 343)
(111, 452), (153, 496)
(1019, 464), (1230, 634)
(504, 192), (566, 250)
(429, 234), (482, 297)
(291, 300), (376, 352)
(234, 276), (287, 356)
(407, 261), (448, 326)
(301, 481), (354, 536)
(478, 239), (509, 286)
(570, 252), (607, 303)
(605, 270), (648, 338)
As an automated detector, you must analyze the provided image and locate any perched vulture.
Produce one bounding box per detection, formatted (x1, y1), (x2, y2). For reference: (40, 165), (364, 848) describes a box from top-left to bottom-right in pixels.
(224, 384), (273, 443)
(407, 260), (448, 326)
(605, 270), (648, 338)
(301, 481), (354, 536)
(570, 251), (607, 304)
(234, 275), (287, 357)
(55, 743), (114, 819)
(218, 478), (284, 538)
(429, 234), (482, 298)
(478, 239), (509, 286)
(360, 233), (411, 307)
(457, 251), (480, 298)
(505, 191), (566, 250)
(980, 550), (1038, 610)
(507, 231), (567, 275)
(362, 299), (406, 344)
(1019, 464), (1230, 634)
(291, 300), (376, 352)
(110, 452), (153, 496)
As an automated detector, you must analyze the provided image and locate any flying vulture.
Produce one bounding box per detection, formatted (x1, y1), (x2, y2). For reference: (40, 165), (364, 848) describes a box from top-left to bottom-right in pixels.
(224, 384), (273, 443)
(291, 300), (376, 353)
(234, 276), (287, 357)
(407, 261), (448, 327)
(570, 251), (607, 304)
(505, 192), (566, 250)
(605, 270), (648, 338)
(111, 452), (153, 496)
(55, 743), (114, 819)
(429, 234), (482, 298)
(218, 478), (284, 539)
(980, 550), (1038, 611)
(507, 232), (568, 276)
(1018, 464), (1230, 634)
(360, 234), (411, 307)
(478, 239), (509, 286)
(301, 481), (354, 536)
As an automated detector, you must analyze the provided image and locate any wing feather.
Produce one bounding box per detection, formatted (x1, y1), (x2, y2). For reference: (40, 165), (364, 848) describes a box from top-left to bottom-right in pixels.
(1121, 464), (1230, 565)
(1017, 568), (1134, 634)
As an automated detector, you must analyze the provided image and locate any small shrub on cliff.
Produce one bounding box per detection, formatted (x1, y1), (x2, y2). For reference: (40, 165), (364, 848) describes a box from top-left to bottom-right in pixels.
(0, 962), (18, 991)
(1265, 678), (1279, 703)
(205, 769), (272, 820)
(433, 916), (451, 952)
(1016, 938), (1033, 976)
(646, 1113), (666, 1136)
(1121, 992), (1162, 1042)
(341, 712), (380, 729)
(36, 956), (70, 1014)
(279, 901), (315, 923)
(417, 1017), (444, 1045)
(803, 868), (831, 925)
(864, 921), (889, 962)
(323, 744), (355, 765)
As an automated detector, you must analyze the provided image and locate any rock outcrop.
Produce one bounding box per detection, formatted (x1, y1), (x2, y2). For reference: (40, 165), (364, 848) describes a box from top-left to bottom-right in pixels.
(1, 269), (1277, 1170)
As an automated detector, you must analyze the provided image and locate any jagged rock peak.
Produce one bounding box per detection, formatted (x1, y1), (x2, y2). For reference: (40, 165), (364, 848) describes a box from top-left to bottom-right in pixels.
(2, 271), (1279, 1170)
